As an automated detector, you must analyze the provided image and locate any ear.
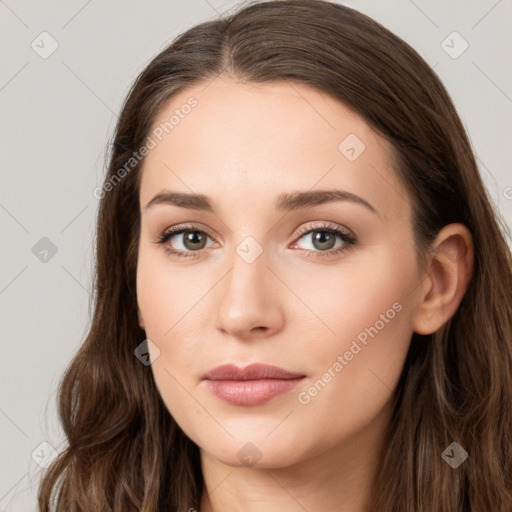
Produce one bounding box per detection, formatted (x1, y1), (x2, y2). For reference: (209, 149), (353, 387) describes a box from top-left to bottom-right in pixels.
(412, 223), (474, 335)
(138, 307), (145, 330)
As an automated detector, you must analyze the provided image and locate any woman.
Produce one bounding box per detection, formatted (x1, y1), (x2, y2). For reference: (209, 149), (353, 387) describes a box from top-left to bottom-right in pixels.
(38, 0), (512, 510)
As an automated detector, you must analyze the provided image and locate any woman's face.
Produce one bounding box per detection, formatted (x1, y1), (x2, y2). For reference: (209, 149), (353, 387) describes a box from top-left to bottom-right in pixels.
(136, 78), (422, 468)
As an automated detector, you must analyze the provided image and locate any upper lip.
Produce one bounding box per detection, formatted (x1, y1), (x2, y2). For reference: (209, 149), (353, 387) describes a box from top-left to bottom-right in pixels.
(202, 363), (305, 381)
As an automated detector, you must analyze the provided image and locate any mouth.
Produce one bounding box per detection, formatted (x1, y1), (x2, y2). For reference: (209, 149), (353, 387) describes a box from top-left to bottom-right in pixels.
(202, 363), (306, 407)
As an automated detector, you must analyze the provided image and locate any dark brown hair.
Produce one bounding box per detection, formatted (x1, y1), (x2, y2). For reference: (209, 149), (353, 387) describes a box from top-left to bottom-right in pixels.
(38, 0), (512, 510)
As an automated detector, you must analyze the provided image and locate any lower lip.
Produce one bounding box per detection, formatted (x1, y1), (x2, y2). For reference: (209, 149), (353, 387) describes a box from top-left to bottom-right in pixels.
(204, 378), (304, 406)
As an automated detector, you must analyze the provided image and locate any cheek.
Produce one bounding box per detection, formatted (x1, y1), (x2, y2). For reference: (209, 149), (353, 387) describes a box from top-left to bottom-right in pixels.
(136, 249), (210, 428)
(287, 241), (417, 345)
(136, 246), (202, 339)
(136, 267), (197, 439)
(294, 302), (411, 449)
(292, 246), (416, 432)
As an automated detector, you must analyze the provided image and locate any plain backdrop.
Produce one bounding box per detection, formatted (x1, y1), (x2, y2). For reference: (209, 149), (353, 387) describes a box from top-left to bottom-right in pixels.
(1, 0), (511, 509)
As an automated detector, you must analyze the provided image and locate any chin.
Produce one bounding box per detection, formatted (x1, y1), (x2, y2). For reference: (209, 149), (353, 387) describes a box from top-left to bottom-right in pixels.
(200, 435), (307, 470)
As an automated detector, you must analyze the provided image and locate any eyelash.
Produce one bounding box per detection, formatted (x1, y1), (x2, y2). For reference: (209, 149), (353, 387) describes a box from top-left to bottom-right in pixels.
(155, 222), (356, 260)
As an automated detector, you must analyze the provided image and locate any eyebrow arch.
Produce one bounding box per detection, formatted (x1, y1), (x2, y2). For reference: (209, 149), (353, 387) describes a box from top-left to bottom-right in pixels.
(275, 189), (378, 215)
(144, 189), (378, 216)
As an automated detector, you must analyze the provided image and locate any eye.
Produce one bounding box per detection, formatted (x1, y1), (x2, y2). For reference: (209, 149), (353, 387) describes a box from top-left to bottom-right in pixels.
(155, 222), (356, 260)
(291, 222), (356, 258)
(155, 224), (216, 259)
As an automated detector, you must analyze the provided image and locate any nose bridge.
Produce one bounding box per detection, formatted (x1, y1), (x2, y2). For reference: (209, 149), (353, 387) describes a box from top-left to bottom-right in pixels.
(218, 207), (274, 292)
(222, 236), (271, 308)
(213, 234), (285, 337)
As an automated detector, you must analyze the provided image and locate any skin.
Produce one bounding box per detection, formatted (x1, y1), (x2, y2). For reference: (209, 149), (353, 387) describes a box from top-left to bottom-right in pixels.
(136, 76), (473, 512)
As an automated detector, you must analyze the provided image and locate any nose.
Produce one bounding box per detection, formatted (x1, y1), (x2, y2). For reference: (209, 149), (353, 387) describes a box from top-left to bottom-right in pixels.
(213, 246), (285, 341)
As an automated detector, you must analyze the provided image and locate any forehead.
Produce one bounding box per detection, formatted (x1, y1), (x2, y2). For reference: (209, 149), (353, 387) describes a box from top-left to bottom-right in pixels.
(139, 77), (409, 221)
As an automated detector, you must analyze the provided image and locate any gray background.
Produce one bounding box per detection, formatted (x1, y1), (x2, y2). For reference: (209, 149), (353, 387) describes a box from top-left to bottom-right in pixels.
(1, 0), (511, 509)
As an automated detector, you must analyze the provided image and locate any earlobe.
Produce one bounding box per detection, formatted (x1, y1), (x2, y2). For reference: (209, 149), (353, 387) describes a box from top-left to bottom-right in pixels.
(412, 223), (474, 335)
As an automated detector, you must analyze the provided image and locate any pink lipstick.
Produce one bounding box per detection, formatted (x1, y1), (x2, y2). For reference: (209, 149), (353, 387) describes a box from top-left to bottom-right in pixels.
(202, 363), (305, 406)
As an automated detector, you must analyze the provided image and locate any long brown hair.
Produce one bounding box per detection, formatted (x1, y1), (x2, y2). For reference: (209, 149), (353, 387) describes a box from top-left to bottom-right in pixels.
(38, 0), (512, 510)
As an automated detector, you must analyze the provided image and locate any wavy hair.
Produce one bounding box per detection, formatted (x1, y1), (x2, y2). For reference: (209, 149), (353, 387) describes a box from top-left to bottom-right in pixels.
(38, 0), (512, 510)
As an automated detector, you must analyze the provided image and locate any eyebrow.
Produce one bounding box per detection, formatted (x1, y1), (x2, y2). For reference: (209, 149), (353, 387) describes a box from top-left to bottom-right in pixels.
(144, 189), (378, 216)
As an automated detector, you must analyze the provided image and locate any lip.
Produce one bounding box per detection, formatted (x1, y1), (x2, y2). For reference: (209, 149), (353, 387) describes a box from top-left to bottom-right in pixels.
(202, 363), (306, 406)
(203, 363), (305, 381)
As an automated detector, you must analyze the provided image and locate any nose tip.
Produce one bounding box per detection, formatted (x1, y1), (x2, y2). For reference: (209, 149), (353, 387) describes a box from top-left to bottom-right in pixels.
(213, 258), (284, 341)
